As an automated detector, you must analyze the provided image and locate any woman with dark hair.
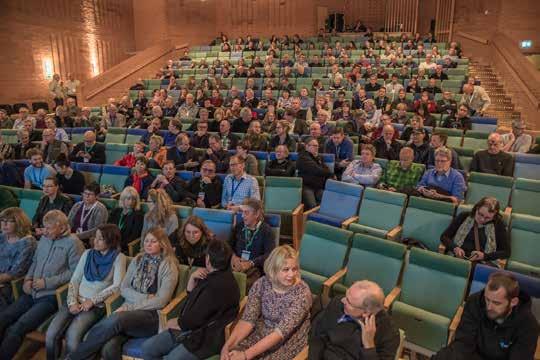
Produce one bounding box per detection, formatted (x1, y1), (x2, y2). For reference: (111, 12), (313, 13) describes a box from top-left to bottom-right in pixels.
(45, 224), (127, 360)
(440, 197), (510, 262)
(171, 215), (215, 268)
(67, 182), (109, 245)
(54, 154), (85, 195)
(124, 156), (155, 200)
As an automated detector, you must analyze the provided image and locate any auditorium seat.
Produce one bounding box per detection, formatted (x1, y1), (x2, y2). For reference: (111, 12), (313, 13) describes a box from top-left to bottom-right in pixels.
(0, 129), (18, 144)
(506, 213), (540, 278)
(511, 178), (540, 217)
(192, 207), (234, 242)
(435, 128), (463, 148)
(513, 153), (540, 181)
(465, 172), (513, 210)
(105, 143), (129, 164)
(105, 127), (127, 143)
(18, 188), (42, 220)
(461, 131), (489, 151)
(100, 165), (130, 193)
(453, 147), (473, 171)
(125, 129), (147, 145)
(73, 162), (102, 185)
(70, 127), (94, 144)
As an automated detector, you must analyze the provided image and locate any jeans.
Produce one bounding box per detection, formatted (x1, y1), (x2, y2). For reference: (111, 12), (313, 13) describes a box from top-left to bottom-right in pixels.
(0, 285), (13, 312)
(45, 305), (105, 360)
(302, 187), (324, 210)
(68, 309), (159, 360)
(141, 330), (198, 360)
(0, 294), (58, 360)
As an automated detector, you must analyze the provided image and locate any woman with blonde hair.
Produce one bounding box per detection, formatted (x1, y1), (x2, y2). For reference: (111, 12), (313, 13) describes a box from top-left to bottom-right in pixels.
(221, 245), (311, 360)
(0, 208), (36, 309)
(171, 215), (215, 267)
(244, 120), (268, 152)
(108, 186), (145, 253)
(140, 189), (178, 241)
(68, 227), (178, 359)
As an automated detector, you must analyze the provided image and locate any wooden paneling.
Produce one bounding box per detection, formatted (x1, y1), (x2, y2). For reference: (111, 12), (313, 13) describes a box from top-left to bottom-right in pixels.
(384, 0), (419, 33)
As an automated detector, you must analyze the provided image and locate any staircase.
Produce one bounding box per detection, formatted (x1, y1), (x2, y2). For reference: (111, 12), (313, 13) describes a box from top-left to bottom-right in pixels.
(467, 61), (522, 127)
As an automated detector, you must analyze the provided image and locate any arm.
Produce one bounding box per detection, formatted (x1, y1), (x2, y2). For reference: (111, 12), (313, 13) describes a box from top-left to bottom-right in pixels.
(66, 250), (87, 307)
(250, 177), (261, 200)
(479, 89), (491, 113)
(44, 238), (84, 290)
(6, 238), (36, 280)
(90, 253), (127, 305)
(450, 172), (467, 201)
(221, 178), (230, 208)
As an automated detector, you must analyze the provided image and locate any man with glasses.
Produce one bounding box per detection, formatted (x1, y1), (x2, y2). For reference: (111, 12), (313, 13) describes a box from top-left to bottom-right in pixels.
(185, 160), (222, 208)
(166, 133), (199, 171)
(150, 160), (189, 204)
(69, 130), (106, 164)
(442, 104), (471, 130)
(417, 147), (466, 204)
(41, 128), (68, 164)
(67, 183), (108, 245)
(191, 120), (210, 149)
(221, 155), (260, 211)
(203, 134), (230, 174)
(308, 280), (400, 359)
(32, 177), (73, 236)
(470, 132), (514, 176)
(503, 119), (532, 153)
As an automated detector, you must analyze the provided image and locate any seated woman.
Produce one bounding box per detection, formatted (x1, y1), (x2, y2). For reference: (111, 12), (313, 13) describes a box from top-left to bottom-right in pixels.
(108, 187), (145, 253)
(440, 197), (510, 262)
(124, 156), (155, 200)
(33, 176), (73, 236)
(236, 140), (260, 176)
(0, 208), (36, 310)
(46, 224), (127, 359)
(67, 182), (109, 246)
(0, 210), (84, 359)
(244, 120), (268, 152)
(265, 144), (296, 177)
(67, 227), (179, 360)
(221, 245), (312, 360)
(145, 135), (168, 169)
(54, 154), (86, 195)
(231, 198), (275, 288)
(171, 215), (214, 268)
(140, 189), (179, 242)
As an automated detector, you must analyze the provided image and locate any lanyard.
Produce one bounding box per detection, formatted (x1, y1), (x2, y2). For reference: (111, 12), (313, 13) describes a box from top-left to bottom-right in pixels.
(243, 221), (262, 251)
(80, 203), (97, 227)
(85, 145), (94, 153)
(230, 178), (244, 199)
(118, 210), (131, 230)
(32, 166), (44, 185)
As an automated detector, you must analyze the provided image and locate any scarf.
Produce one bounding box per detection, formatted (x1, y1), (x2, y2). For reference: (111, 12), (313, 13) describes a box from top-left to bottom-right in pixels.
(84, 249), (119, 282)
(454, 215), (497, 254)
(132, 172), (148, 194)
(131, 253), (162, 294)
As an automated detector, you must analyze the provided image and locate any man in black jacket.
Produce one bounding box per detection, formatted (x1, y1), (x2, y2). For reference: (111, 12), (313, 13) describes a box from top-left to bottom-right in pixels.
(141, 239), (240, 360)
(69, 130), (106, 164)
(309, 280), (400, 360)
(184, 160), (223, 208)
(373, 125), (402, 161)
(432, 272), (539, 360)
(265, 145), (296, 177)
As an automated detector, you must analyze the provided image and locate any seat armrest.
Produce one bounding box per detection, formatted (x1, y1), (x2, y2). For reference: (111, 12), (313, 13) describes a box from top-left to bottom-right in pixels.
(105, 292), (122, 316)
(384, 287), (401, 309)
(503, 206), (512, 219)
(322, 268), (348, 303)
(293, 346), (309, 360)
(10, 277), (24, 301)
(386, 225), (402, 241)
(127, 239), (141, 257)
(341, 216), (359, 229)
(303, 205), (320, 220)
(158, 291), (188, 332)
(291, 203), (305, 250)
(448, 305), (464, 343)
(55, 283), (69, 307)
(438, 243), (447, 254)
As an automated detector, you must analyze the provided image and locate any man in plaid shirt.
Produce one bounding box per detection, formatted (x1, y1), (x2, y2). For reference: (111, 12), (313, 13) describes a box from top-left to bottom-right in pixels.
(379, 147), (425, 193)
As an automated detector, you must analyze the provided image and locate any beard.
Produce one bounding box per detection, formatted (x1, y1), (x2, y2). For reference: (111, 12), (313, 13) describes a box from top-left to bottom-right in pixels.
(487, 304), (512, 321)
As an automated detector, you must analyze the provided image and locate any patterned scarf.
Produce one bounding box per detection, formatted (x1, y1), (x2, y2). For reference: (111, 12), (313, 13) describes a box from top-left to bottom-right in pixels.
(453, 215), (497, 254)
(131, 253), (162, 294)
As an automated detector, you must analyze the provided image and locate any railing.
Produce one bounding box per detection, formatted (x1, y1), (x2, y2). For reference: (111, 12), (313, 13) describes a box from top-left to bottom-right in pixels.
(455, 31), (489, 45)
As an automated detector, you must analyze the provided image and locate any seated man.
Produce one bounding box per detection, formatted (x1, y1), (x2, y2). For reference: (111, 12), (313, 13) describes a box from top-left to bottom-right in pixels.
(218, 119), (240, 151)
(309, 280), (400, 360)
(442, 104), (471, 130)
(163, 119), (183, 147)
(503, 119), (533, 153)
(379, 147), (425, 193)
(417, 147), (466, 204)
(24, 148), (57, 190)
(69, 130), (106, 164)
(323, 128), (354, 179)
(373, 125), (402, 161)
(470, 133), (514, 176)
(32, 177), (73, 236)
(221, 155), (260, 211)
(203, 134), (231, 174)
(427, 132), (461, 169)
(150, 160), (189, 204)
(141, 239), (240, 360)
(140, 117), (162, 145)
(342, 144), (382, 187)
(166, 133), (199, 171)
(265, 144), (296, 177)
(0, 210), (84, 360)
(190, 119), (210, 149)
(409, 129), (430, 165)
(41, 128), (68, 164)
(184, 160), (223, 208)
(433, 272), (539, 360)
(460, 83), (491, 116)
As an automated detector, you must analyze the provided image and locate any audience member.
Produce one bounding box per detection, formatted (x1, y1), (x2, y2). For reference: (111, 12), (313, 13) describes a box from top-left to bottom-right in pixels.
(114, 141), (145, 168)
(203, 134), (231, 173)
(221, 245), (311, 360)
(379, 147), (425, 193)
(107, 187), (144, 253)
(470, 133), (514, 176)
(24, 148), (57, 189)
(140, 118), (162, 145)
(427, 132), (461, 169)
(218, 119), (240, 150)
(0, 109), (13, 129)
(342, 144), (382, 187)
(123, 157), (156, 200)
(41, 128), (68, 164)
(149, 160), (189, 204)
(102, 104), (126, 128)
(67, 182), (108, 245)
(0, 132), (13, 160)
(236, 140), (260, 176)
(184, 160), (223, 208)
(324, 128), (354, 179)
(33, 177), (73, 233)
(140, 189), (179, 241)
(163, 119), (183, 147)
(410, 129), (430, 164)
(373, 125), (402, 161)
(503, 119), (532, 153)
(437, 91), (458, 116)
(70, 131), (106, 164)
(45, 116), (69, 142)
(442, 104), (471, 130)
(265, 144), (296, 177)
(54, 154), (85, 195)
(145, 135), (168, 169)
(49, 74), (65, 108)
(221, 155), (261, 211)
(460, 84), (491, 116)
(171, 215), (214, 267)
(191, 120), (210, 149)
(166, 133), (199, 171)
(269, 120), (297, 152)
(13, 129), (37, 159)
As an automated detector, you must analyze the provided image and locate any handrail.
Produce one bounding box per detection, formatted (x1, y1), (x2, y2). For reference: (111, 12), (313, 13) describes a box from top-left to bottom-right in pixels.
(81, 40), (189, 101)
(455, 31), (489, 45)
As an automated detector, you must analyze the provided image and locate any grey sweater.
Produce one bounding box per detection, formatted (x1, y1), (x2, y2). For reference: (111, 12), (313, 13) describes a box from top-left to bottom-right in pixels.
(67, 201), (109, 241)
(25, 233), (85, 299)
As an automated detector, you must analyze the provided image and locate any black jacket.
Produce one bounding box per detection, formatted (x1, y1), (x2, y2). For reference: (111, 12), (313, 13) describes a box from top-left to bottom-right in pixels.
(309, 297), (400, 360)
(33, 194), (73, 228)
(70, 142), (106, 164)
(265, 159), (296, 177)
(185, 176), (223, 208)
(231, 221), (275, 270)
(178, 269), (240, 358)
(432, 290), (539, 360)
(108, 208), (145, 252)
(297, 150), (333, 191)
(373, 137), (402, 161)
(166, 146), (199, 170)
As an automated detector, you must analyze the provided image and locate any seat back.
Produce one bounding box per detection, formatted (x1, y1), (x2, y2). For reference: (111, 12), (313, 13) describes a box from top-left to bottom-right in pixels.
(125, 129), (147, 144)
(105, 128), (127, 144)
(461, 131), (489, 151)
(99, 198), (118, 212)
(0, 129), (18, 144)
(344, 234), (406, 295)
(401, 197), (455, 252)
(454, 147), (474, 172)
(233, 271), (248, 299)
(192, 207), (234, 242)
(105, 143), (129, 165)
(71, 128), (94, 144)
(400, 248), (470, 318)
(263, 176), (302, 212)
(513, 153), (540, 181)
(73, 163), (102, 185)
(356, 188), (407, 234)
(507, 213), (540, 277)
(19, 189), (43, 220)
(174, 205), (193, 229)
(100, 165), (130, 192)
(465, 172), (513, 209)
(511, 178), (540, 217)
(318, 179), (363, 220)
(470, 117), (498, 133)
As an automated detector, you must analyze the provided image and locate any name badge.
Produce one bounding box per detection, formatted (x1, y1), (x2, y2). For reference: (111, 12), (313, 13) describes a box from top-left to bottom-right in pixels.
(241, 250), (251, 261)
(76, 227), (83, 234)
(83, 157), (89, 163)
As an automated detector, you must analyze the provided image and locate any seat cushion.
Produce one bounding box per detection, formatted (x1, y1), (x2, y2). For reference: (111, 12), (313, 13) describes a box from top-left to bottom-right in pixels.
(300, 270), (327, 295)
(307, 212), (343, 227)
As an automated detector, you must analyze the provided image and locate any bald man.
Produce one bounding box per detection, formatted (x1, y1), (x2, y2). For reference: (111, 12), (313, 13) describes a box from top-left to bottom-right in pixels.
(470, 132), (514, 176)
(69, 130), (106, 164)
(309, 281), (400, 359)
(460, 83), (491, 116)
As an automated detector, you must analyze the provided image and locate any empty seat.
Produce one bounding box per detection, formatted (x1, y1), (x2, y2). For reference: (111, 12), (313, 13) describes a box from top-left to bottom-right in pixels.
(513, 153), (540, 181)
(453, 147), (474, 172)
(105, 127), (127, 144)
(506, 213), (540, 277)
(465, 172), (513, 209)
(100, 165), (130, 193)
(18, 189), (43, 220)
(73, 163), (102, 185)
(192, 207), (234, 242)
(511, 178), (540, 217)
(461, 131), (489, 151)
(105, 143), (129, 165)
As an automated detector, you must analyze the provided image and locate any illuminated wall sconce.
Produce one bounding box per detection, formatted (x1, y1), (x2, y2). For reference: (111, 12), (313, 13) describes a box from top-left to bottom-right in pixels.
(43, 57), (54, 79)
(520, 40), (532, 49)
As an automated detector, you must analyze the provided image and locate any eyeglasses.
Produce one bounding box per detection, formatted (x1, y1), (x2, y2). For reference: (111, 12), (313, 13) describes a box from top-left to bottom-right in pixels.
(0, 218), (15, 223)
(488, 141), (500, 146)
(201, 168), (215, 173)
(229, 162), (242, 167)
(83, 191), (97, 196)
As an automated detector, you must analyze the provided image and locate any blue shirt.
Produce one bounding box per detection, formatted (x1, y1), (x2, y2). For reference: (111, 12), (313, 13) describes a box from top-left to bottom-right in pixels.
(0, 234), (36, 277)
(324, 137), (354, 162)
(24, 164), (56, 189)
(221, 173), (260, 207)
(163, 131), (180, 147)
(417, 168), (467, 200)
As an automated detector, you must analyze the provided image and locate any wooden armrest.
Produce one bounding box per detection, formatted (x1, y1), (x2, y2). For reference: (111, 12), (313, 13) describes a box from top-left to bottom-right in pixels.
(384, 286), (401, 309)
(303, 205), (320, 219)
(105, 292), (122, 316)
(238, 296), (248, 317)
(292, 203), (305, 217)
(10, 277), (24, 301)
(111, 192), (122, 199)
(159, 291), (188, 331)
(127, 239), (141, 257)
(497, 259), (508, 269)
(55, 283), (69, 307)
(291, 204), (305, 250)
(341, 216), (359, 229)
(322, 267), (348, 303)
(448, 305), (464, 344)
(438, 243), (447, 254)
(386, 225), (402, 241)
(503, 206), (512, 219)
(225, 296), (249, 340)
(293, 345), (309, 360)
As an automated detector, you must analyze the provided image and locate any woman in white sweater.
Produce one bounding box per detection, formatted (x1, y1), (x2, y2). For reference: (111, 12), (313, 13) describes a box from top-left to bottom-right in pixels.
(45, 224), (127, 360)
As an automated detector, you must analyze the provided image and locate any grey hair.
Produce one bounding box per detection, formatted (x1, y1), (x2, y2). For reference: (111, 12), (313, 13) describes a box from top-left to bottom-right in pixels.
(434, 146), (452, 161)
(350, 280), (385, 312)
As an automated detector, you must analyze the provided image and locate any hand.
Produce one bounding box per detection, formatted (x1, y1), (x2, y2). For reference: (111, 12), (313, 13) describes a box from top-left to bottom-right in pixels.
(453, 247), (465, 258)
(240, 260), (253, 272)
(196, 198), (206, 208)
(77, 151), (85, 157)
(220, 346), (231, 360)
(202, 176), (212, 184)
(358, 314), (376, 349)
(469, 251), (485, 261)
(69, 304), (81, 315)
(115, 305), (127, 313)
(167, 318), (180, 330)
(80, 299), (94, 312)
(388, 187), (396, 192)
(32, 278), (46, 290)
(23, 279), (33, 295)
(191, 268), (209, 281)
(35, 228), (44, 236)
(228, 350), (246, 360)
(206, 148), (213, 155)
(83, 153), (92, 160)
(231, 255), (242, 272)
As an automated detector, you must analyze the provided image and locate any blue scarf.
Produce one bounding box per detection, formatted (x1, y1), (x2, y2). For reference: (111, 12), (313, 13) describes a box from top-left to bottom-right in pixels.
(84, 249), (119, 282)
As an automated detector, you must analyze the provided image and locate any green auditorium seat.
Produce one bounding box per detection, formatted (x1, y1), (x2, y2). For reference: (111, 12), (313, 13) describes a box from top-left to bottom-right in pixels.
(435, 128), (463, 148)
(100, 165), (130, 193)
(73, 163), (102, 186)
(453, 147), (474, 172)
(506, 213), (540, 278)
(105, 143), (129, 165)
(143, 79), (162, 90)
(461, 131), (489, 151)
(105, 127), (127, 143)
(510, 178), (540, 217)
(465, 172), (513, 210)
(299, 221), (352, 295)
(19, 188), (42, 220)
(348, 187), (407, 239)
(0, 129), (18, 144)
(389, 248), (471, 356)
